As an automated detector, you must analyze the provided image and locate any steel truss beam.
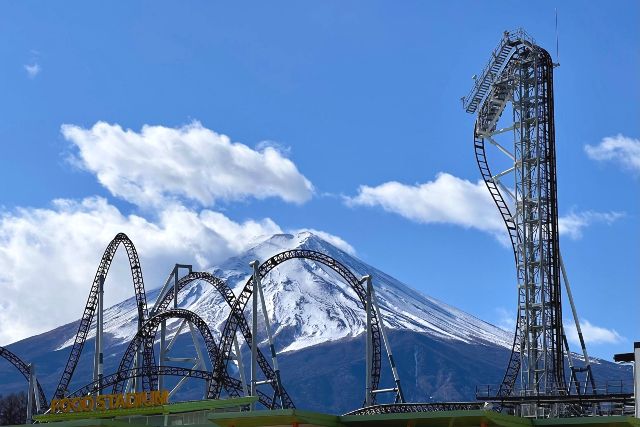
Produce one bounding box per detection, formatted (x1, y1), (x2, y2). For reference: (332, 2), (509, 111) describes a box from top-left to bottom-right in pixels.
(47, 237), (405, 412)
(465, 30), (596, 405)
(66, 366), (274, 409)
(112, 309), (239, 398)
(212, 250), (396, 408)
(0, 346), (48, 411)
(54, 233), (154, 399)
(151, 270), (292, 409)
(344, 402), (484, 416)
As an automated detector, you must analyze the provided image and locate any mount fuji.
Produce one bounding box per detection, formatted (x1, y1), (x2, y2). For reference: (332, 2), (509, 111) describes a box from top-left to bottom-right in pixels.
(0, 232), (631, 414)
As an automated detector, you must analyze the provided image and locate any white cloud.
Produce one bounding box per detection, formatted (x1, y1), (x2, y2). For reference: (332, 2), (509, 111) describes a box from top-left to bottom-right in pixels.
(558, 210), (625, 239)
(62, 121), (314, 208)
(347, 173), (624, 242)
(585, 134), (640, 173)
(565, 319), (624, 345)
(0, 122), (357, 345)
(494, 312), (623, 346)
(347, 173), (505, 237)
(24, 63), (41, 78)
(294, 228), (356, 255)
(494, 307), (516, 332)
(0, 197), (283, 345)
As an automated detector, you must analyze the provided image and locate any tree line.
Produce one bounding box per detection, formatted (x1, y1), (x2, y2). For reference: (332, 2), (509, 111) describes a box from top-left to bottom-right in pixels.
(0, 392), (28, 425)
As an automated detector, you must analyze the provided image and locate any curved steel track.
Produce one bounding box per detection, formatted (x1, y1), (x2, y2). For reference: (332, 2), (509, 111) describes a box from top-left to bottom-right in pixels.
(55, 233), (153, 399)
(112, 309), (231, 397)
(212, 249), (382, 406)
(343, 402), (484, 415)
(473, 62), (522, 399)
(0, 346), (48, 409)
(68, 366), (273, 408)
(473, 36), (563, 396)
(152, 271), (294, 409)
(25, 238), (383, 413)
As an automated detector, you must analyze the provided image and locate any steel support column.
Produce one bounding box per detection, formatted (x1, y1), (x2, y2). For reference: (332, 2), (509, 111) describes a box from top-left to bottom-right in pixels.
(364, 275), (373, 406)
(369, 280), (405, 403)
(93, 275), (104, 394)
(26, 364), (35, 424)
(250, 260), (259, 410)
(635, 343), (640, 418)
(254, 268), (284, 408)
(463, 31), (587, 408)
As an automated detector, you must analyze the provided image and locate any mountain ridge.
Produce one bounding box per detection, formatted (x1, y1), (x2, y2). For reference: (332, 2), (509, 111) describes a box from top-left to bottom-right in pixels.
(49, 231), (512, 353)
(0, 231), (631, 413)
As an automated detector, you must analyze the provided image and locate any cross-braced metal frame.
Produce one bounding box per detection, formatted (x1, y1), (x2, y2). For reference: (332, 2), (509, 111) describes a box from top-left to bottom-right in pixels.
(212, 249), (404, 408)
(144, 270), (292, 409)
(463, 30), (596, 407)
(30, 234), (403, 418)
(54, 233), (154, 399)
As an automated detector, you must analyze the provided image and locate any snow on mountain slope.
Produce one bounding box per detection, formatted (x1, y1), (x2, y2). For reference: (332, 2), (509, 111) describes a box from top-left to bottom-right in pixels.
(57, 231), (512, 354)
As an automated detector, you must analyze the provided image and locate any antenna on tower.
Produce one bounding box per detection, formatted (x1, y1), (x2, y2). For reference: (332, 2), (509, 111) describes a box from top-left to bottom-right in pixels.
(555, 8), (560, 67)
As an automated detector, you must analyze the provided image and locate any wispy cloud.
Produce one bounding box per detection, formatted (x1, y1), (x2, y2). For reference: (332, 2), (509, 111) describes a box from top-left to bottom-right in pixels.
(495, 307), (516, 331)
(558, 210), (625, 239)
(565, 319), (624, 345)
(346, 173), (622, 243)
(585, 134), (640, 174)
(495, 311), (624, 346)
(293, 228), (356, 255)
(24, 63), (41, 78)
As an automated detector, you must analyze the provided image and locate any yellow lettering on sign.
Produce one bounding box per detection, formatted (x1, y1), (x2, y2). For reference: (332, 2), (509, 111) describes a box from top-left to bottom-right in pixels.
(96, 395), (106, 411)
(130, 392), (139, 408)
(79, 396), (93, 412)
(115, 394), (125, 409)
(49, 390), (170, 414)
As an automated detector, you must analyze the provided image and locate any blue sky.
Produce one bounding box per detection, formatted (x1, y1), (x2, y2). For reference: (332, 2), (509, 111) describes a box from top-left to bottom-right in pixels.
(0, 1), (637, 363)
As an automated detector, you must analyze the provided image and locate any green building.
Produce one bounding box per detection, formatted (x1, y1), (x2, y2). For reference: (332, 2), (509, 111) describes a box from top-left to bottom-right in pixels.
(26, 396), (640, 427)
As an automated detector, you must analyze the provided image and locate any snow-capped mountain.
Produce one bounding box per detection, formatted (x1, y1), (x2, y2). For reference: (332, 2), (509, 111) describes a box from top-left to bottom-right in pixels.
(0, 232), (631, 414)
(56, 231), (512, 353)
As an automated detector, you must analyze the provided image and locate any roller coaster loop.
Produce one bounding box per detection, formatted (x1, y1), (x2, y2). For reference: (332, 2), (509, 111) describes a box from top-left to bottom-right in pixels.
(54, 233), (154, 399)
(212, 249), (383, 406)
(112, 309), (229, 397)
(150, 271), (294, 409)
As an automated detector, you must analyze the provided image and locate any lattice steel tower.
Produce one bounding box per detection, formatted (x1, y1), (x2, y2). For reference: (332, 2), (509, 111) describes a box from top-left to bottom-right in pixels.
(463, 30), (594, 399)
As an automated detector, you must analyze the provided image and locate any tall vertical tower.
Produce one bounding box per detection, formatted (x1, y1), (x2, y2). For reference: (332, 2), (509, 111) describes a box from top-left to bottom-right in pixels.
(463, 30), (565, 396)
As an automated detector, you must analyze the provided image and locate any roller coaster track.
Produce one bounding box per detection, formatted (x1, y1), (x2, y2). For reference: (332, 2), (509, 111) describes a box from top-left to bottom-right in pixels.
(474, 72), (522, 399)
(150, 271), (294, 409)
(343, 402), (484, 416)
(471, 32), (565, 397)
(112, 309), (233, 397)
(54, 233), (154, 399)
(70, 366), (212, 398)
(68, 366), (274, 409)
(0, 346), (48, 409)
(41, 239), (383, 411)
(75, 305), (278, 409)
(212, 250), (382, 406)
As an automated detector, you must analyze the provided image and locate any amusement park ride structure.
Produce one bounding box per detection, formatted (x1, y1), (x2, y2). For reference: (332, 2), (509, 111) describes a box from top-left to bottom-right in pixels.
(1, 232), (406, 420)
(0, 30), (636, 421)
(463, 28), (593, 414)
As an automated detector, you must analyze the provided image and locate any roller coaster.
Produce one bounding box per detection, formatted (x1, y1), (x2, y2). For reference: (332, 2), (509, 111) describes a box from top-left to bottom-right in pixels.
(1, 29), (636, 421)
(1, 230), (405, 420)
